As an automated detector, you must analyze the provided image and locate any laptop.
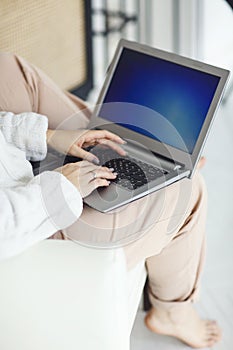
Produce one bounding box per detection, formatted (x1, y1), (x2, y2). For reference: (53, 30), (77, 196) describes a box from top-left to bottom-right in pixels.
(83, 39), (229, 212)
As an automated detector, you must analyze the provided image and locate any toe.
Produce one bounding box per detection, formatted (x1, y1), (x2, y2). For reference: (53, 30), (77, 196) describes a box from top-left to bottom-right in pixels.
(206, 320), (221, 333)
(205, 320), (222, 344)
(206, 334), (220, 346)
(206, 339), (217, 348)
(207, 330), (221, 341)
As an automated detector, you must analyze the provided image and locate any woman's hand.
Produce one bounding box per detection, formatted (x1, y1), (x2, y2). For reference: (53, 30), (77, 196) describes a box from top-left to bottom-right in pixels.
(55, 161), (117, 198)
(47, 129), (126, 164)
(197, 157), (206, 170)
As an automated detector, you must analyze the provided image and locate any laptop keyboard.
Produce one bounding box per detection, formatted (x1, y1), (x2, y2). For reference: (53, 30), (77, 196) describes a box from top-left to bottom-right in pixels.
(92, 149), (168, 190)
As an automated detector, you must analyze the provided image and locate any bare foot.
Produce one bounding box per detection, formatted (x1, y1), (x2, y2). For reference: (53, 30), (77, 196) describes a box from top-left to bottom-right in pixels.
(144, 304), (221, 348)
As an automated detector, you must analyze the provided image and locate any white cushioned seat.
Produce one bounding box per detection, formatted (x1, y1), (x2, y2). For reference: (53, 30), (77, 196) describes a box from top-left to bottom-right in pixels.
(0, 240), (146, 350)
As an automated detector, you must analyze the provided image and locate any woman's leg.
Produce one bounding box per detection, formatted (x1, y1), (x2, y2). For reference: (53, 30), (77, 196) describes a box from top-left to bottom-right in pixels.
(0, 52), (90, 129)
(64, 172), (220, 348)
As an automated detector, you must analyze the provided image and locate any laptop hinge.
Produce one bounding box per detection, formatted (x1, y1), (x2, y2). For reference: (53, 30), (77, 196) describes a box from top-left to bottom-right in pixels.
(150, 150), (185, 172)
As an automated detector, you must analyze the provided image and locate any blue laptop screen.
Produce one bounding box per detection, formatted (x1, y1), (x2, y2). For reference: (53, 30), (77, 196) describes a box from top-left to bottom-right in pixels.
(97, 48), (220, 154)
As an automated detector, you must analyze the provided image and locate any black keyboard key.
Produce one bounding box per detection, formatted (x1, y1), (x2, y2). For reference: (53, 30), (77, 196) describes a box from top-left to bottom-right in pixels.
(102, 155), (168, 190)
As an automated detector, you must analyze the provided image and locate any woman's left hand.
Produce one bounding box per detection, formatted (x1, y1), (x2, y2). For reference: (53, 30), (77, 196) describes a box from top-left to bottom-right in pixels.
(47, 129), (126, 164)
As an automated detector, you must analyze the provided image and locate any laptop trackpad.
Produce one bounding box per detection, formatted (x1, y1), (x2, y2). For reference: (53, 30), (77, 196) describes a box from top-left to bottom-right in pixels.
(85, 184), (132, 211)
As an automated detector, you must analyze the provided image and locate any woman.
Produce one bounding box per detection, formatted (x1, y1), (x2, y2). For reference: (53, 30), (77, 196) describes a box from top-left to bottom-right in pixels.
(0, 52), (221, 348)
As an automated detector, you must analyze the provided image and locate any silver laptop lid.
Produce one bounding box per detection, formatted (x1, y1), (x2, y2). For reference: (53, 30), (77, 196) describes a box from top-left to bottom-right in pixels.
(91, 39), (230, 175)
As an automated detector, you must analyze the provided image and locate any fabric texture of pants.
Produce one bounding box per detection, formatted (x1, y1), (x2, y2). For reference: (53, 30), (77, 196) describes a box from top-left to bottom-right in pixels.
(0, 52), (207, 312)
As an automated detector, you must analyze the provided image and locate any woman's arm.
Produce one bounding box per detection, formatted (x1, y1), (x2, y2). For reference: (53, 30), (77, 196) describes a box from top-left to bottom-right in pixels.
(0, 111), (48, 161)
(0, 111), (126, 164)
(0, 170), (83, 261)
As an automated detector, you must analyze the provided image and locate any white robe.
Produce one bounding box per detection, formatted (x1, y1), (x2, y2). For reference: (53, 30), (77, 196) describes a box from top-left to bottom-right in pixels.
(0, 112), (83, 260)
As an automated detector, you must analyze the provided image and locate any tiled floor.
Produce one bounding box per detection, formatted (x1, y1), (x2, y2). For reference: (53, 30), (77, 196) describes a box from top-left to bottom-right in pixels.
(130, 92), (233, 349)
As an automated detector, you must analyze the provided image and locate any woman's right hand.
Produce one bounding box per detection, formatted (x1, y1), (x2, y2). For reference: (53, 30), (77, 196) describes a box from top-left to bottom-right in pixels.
(55, 161), (117, 198)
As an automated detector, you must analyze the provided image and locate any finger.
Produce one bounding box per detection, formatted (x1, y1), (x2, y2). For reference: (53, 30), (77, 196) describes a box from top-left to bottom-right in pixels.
(80, 163), (116, 177)
(70, 144), (100, 164)
(91, 178), (111, 191)
(87, 130), (126, 144)
(98, 139), (127, 156)
(70, 162), (115, 177)
(88, 168), (117, 181)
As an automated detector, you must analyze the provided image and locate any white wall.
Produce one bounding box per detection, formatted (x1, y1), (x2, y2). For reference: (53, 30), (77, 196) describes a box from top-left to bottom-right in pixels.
(149, 0), (203, 58)
(202, 0), (233, 69)
(149, 0), (233, 68)
(149, 0), (174, 52)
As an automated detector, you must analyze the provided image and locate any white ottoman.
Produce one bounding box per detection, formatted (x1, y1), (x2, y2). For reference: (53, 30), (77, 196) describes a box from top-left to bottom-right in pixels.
(0, 240), (146, 350)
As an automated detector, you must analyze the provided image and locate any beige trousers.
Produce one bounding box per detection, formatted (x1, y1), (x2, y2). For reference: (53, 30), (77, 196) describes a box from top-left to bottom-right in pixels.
(0, 52), (207, 311)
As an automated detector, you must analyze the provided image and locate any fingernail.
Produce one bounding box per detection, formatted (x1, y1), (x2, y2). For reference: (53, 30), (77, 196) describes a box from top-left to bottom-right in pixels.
(92, 158), (100, 165)
(107, 181), (111, 185)
(113, 172), (118, 176)
(123, 140), (127, 144)
(109, 168), (115, 172)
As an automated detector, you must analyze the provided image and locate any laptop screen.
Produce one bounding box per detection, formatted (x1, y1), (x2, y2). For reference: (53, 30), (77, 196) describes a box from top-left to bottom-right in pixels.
(97, 48), (221, 154)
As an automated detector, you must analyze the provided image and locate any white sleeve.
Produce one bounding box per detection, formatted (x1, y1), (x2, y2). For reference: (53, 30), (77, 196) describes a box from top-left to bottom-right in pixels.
(0, 171), (83, 261)
(0, 111), (48, 161)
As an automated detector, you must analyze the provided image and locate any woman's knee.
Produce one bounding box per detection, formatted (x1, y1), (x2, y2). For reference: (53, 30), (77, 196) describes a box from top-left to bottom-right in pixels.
(190, 171), (207, 211)
(0, 53), (33, 113)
